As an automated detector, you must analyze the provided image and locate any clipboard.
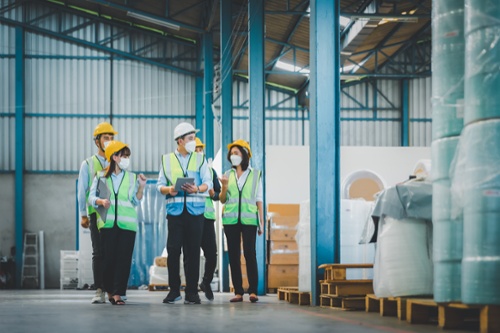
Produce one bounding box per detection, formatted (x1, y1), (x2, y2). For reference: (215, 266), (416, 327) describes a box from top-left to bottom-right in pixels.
(96, 178), (110, 221)
(174, 177), (195, 192)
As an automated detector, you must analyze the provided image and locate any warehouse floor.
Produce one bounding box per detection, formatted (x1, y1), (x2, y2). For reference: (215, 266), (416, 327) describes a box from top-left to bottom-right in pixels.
(0, 290), (474, 333)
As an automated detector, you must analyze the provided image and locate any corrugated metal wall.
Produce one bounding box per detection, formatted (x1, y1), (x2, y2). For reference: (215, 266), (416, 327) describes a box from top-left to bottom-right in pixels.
(0, 23), (15, 170)
(0, 3), (434, 174)
(409, 77), (432, 146)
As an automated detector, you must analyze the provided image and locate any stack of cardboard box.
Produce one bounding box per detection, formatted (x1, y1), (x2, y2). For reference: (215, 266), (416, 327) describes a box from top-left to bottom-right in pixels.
(267, 204), (300, 289)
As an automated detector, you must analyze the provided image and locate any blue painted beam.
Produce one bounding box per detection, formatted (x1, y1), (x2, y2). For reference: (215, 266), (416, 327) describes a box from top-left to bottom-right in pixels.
(0, 16), (198, 77)
(196, 76), (203, 138)
(248, 0), (266, 296)
(15, 27), (25, 288)
(203, 33), (215, 159)
(402, 79), (409, 146)
(220, 0), (233, 292)
(309, 0), (341, 305)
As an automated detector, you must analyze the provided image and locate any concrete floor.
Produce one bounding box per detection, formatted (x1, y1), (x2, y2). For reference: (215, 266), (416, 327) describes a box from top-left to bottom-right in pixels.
(0, 290), (474, 333)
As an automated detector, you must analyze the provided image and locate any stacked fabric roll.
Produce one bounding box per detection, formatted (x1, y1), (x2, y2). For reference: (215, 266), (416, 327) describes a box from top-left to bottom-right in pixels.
(431, 0), (464, 303)
(449, 0), (500, 305)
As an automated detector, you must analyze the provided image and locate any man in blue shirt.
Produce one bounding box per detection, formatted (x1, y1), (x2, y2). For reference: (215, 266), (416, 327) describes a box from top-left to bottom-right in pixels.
(157, 122), (212, 304)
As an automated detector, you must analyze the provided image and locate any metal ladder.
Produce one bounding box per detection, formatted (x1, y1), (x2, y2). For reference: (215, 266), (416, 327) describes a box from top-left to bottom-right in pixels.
(21, 233), (39, 288)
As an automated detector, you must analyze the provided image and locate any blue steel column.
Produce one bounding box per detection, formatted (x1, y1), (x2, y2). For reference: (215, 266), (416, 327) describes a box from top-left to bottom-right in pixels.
(196, 76), (203, 136)
(309, 0), (341, 304)
(220, 0), (233, 292)
(203, 33), (215, 158)
(248, 0), (266, 296)
(401, 79), (409, 146)
(15, 26), (25, 288)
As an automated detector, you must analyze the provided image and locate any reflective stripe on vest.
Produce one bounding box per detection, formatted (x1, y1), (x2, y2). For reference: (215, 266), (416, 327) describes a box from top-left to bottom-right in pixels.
(99, 171), (138, 232)
(222, 169), (260, 226)
(162, 152), (205, 204)
(204, 167), (215, 219)
(86, 155), (104, 215)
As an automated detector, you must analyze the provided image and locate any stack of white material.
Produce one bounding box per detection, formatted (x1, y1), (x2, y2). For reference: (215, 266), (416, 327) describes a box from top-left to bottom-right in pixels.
(296, 200), (310, 292)
(340, 199), (375, 279)
(373, 216), (433, 297)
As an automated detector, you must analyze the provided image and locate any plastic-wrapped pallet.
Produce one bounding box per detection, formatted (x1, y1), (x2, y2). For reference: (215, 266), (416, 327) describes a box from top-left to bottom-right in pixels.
(373, 216), (433, 297)
(296, 200), (310, 292)
(60, 250), (79, 290)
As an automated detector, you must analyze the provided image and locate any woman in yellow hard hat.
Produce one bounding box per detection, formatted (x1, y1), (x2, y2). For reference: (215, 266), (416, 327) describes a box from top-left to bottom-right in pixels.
(77, 121), (117, 304)
(89, 140), (147, 305)
(219, 139), (264, 303)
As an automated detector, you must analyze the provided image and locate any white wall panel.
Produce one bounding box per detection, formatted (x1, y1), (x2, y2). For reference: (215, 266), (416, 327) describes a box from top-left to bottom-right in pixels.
(409, 77), (432, 146)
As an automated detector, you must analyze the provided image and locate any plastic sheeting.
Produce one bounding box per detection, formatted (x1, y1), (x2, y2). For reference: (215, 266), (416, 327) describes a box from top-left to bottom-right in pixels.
(128, 180), (167, 287)
(340, 199), (375, 280)
(451, 119), (500, 304)
(373, 217), (433, 297)
(296, 200), (311, 292)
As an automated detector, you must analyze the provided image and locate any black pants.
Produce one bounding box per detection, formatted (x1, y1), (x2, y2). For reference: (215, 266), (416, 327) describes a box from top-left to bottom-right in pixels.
(166, 209), (204, 294)
(224, 223), (258, 295)
(100, 225), (136, 296)
(89, 212), (103, 290)
(201, 218), (217, 283)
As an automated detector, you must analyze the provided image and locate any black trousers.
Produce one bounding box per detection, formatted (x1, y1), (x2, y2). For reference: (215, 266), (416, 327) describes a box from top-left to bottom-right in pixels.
(100, 225), (136, 296)
(166, 209), (204, 294)
(224, 223), (258, 295)
(88, 212), (103, 289)
(201, 218), (217, 283)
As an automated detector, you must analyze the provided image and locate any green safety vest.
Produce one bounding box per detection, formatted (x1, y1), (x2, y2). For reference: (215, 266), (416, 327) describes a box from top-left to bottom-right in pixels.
(222, 168), (261, 226)
(86, 155), (104, 215)
(204, 167), (215, 220)
(97, 171), (138, 232)
(162, 152), (205, 205)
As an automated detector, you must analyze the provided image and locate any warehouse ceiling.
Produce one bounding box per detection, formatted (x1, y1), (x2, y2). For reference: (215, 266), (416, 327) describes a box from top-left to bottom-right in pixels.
(8, 0), (432, 95)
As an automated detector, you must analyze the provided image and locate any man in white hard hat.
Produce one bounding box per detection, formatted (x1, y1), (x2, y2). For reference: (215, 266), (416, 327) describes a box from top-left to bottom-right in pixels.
(156, 122), (212, 305)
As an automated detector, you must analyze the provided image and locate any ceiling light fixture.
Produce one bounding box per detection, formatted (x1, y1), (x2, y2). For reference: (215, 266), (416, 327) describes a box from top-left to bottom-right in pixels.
(350, 14), (418, 23)
(126, 11), (180, 31)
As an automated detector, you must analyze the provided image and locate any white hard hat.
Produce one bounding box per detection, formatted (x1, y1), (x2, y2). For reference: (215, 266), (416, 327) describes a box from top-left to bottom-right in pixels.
(174, 122), (199, 140)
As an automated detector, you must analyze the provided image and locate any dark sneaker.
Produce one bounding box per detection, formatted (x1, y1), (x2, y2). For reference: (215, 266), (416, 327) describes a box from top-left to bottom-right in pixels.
(199, 281), (214, 301)
(184, 293), (201, 304)
(163, 290), (182, 304)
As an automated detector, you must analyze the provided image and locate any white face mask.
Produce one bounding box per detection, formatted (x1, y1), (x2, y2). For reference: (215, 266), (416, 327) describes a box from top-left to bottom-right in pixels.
(230, 155), (242, 167)
(118, 157), (130, 170)
(103, 141), (111, 150)
(185, 140), (196, 153)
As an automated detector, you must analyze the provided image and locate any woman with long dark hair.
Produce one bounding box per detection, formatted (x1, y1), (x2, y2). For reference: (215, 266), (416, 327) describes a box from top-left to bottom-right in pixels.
(89, 140), (146, 305)
(219, 139), (264, 303)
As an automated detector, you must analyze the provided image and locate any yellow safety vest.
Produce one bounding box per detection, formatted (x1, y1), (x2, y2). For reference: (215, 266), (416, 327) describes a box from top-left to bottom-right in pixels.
(222, 168), (261, 226)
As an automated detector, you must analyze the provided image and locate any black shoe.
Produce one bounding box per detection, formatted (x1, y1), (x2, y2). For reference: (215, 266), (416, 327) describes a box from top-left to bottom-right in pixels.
(199, 281), (214, 301)
(184, 293), (201, 304)
(163, 290), (182, 304)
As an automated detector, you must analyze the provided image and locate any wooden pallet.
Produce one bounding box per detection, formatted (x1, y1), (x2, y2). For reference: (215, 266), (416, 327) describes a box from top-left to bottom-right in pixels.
(277, 286), (299, 301)
(148, 284), (169, 291)
(318, 263), (373, 281)
(365, 294), (398, 317)
(321, 279), (373, 296)
(321, 294), (365, 311)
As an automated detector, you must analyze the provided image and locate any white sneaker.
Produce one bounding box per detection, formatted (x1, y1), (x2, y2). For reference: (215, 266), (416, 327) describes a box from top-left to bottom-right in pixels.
(121, 295), (127, 301)
(91, 288), (105, 304)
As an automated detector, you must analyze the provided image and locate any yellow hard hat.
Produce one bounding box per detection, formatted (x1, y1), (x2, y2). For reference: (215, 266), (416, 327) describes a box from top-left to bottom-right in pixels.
(195, 137), (205, 149)
(93, 122), (118, 138)
(105, 140), (128, 162)
(227, 139), (252, 158)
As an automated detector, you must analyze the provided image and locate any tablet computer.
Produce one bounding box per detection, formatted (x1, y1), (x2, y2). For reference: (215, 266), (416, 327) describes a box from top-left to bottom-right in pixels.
(174, 177), (195, 191)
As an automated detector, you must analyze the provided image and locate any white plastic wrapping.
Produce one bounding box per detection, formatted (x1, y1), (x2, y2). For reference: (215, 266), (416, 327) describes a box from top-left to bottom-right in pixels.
(373, 217), (433, 297)
(296, 200), (311, 292)
(340, 199), (375, 279)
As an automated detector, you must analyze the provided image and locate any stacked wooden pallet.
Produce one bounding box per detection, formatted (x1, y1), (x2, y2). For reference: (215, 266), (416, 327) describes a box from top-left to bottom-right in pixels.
(277, 286), (311, 305)
(319, 263), (374, 311)
(365, 294), (500, 332)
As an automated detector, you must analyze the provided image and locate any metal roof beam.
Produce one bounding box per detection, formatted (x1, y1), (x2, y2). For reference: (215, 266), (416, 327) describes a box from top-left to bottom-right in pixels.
(170, 0), (206, 19)
(84, 0), (205, 33)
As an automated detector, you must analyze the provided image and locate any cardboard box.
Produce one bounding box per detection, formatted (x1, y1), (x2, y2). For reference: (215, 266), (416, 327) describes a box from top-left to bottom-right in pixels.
(269, 241), (299, 265)
(154, 256), (167, 267)
(270, 216), (299, 228)
(268, 203), (300, 217)
(269, 228), (297, 241)
(267, 264), (299, 288)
